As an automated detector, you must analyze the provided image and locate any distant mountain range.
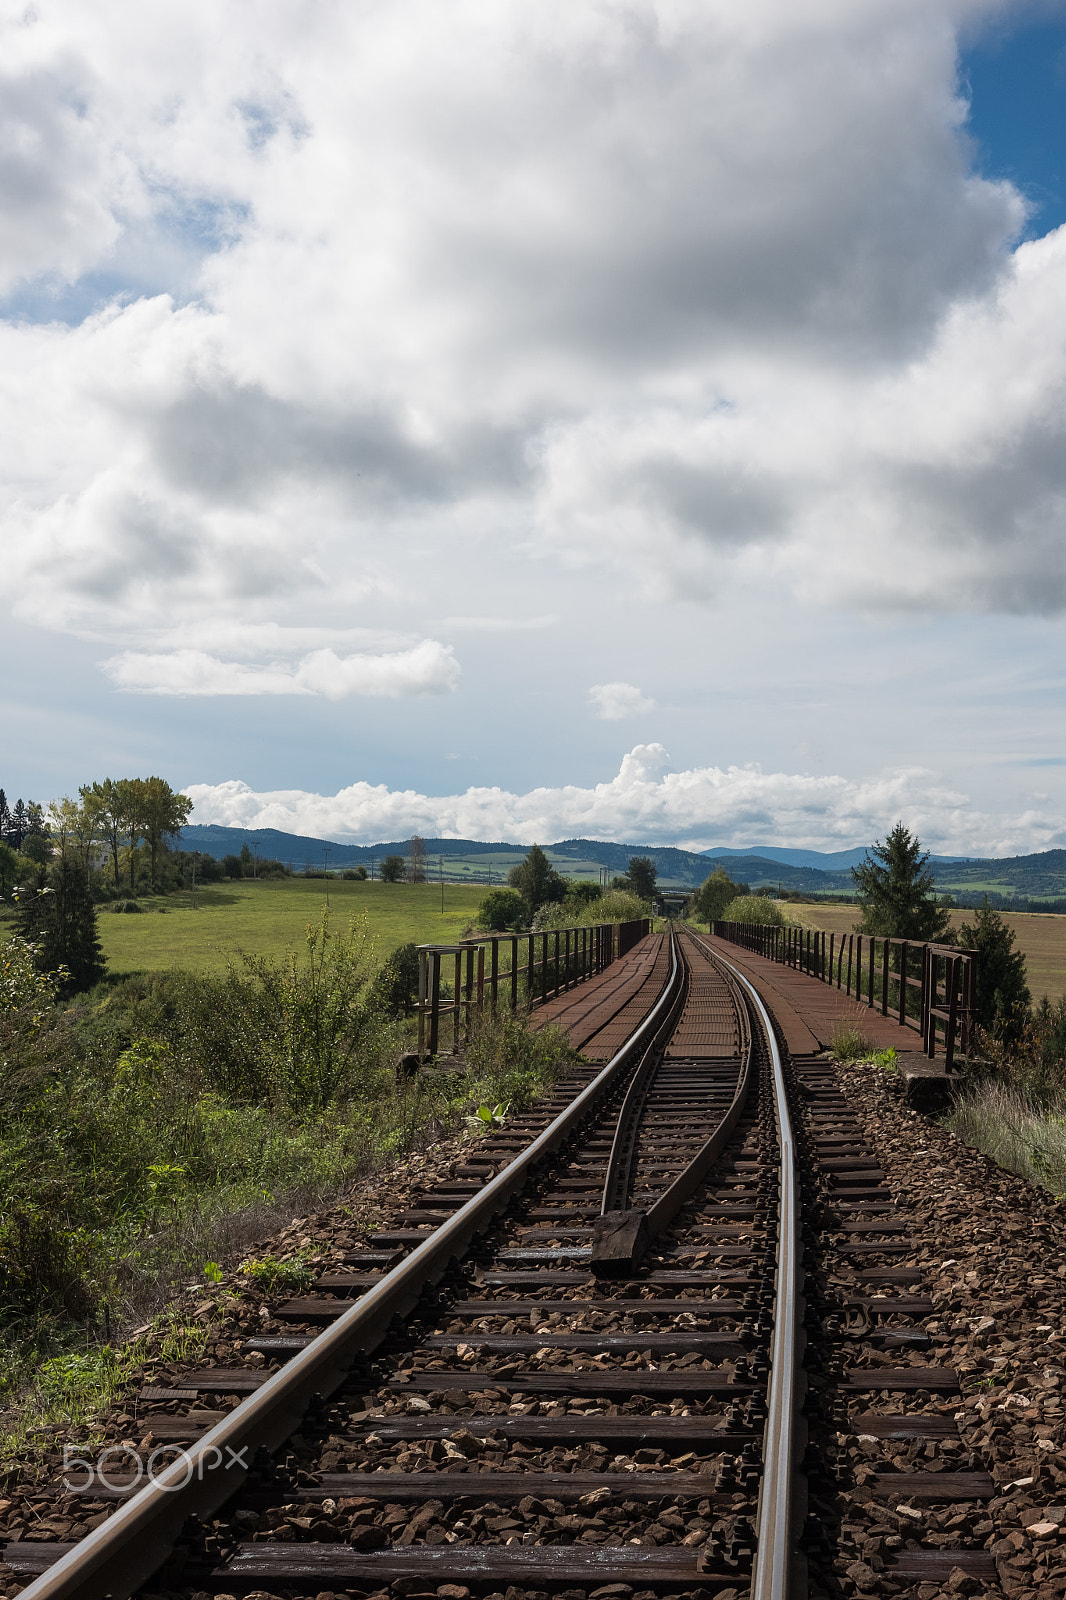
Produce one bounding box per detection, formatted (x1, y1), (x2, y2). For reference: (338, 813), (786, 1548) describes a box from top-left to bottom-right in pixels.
(177, 824), (1066, 905)
(703, 844), (972, 871)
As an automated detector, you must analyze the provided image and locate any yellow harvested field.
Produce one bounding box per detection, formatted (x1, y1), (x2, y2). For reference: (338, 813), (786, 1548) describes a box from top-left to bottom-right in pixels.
(785, 902), (1066, 1002)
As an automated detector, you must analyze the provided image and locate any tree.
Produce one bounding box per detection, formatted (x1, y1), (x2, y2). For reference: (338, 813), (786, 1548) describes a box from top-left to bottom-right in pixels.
(626, 856), (658, 901)
(222, 854), (243, 879)
(80, 780), (126, 885)
(47, 796), (100, 881)
(8, 800), (29, 851)
(721, 894), (785, 927)
(16, 858), (106, 993)
(566, 881), (602, 907)
(116, 777), (145, 889)
(477, 888), (526, 931)
(139, 776), (193, 886)
(507, 845), (566, 914)
(0, 790), (9, 845)
(956, 898), (1030, 1041)
(852, 822), (952, 942)
(380, 854), (407, 883)
(407, 836), (428, 883)
(20, 830), (52, 865)
(0, 841), (18, 894)
(690, 867), (748, 928)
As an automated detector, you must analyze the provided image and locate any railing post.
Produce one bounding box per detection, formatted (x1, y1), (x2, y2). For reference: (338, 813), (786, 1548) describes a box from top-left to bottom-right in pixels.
(846, 935), (853, 996)
(829, 932), (835, 987)
(868, 937), (875, 1007)
(881, 937), (889, 1016)
(452, 951), (462, 1053)
(945, 956), (960, 1072)
(429, 950), (441, 1057)
(510, 936), (519, 1011)
(490, 937), (499, 1016)
(898, 942), (908, 1026)
(465, 946), (476, 1046)
(418, 947), (428, 1055)
(855, 936), (862, 1004)
(527, 933), (535, 1005)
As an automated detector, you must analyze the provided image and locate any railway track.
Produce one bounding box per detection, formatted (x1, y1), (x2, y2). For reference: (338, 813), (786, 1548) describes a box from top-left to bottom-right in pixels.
(2, 926), (1014, 1598)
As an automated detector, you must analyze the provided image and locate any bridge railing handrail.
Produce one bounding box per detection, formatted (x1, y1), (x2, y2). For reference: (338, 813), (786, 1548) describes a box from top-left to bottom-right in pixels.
(417, 918), (653, 1057)
(710, 920), (976, 1070)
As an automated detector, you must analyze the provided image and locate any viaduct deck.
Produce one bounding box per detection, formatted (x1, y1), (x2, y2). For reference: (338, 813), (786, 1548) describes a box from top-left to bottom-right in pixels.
(535, 928), (926, 1062)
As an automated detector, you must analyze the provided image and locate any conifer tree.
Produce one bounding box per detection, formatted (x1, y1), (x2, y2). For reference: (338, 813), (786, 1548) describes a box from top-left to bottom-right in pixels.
(17, 858), (106, 992)
(852, 823), (951, 942)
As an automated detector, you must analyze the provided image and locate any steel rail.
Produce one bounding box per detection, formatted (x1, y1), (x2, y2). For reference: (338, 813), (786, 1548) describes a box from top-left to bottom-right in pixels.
(702, 936), (801, 1600)
(642, 934), (754, 1239)
(599, 927), (687, 1214)
(19, 933), (682, 1600)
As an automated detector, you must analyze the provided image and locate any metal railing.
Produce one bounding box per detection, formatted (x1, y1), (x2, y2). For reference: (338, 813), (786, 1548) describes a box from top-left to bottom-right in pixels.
(711, 920), (976, 1069)
(417, 918), (653, 1057)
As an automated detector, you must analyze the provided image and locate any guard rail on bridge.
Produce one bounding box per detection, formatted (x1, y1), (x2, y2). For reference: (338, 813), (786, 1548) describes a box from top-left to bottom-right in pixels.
(417, 918), (652, 1057)
(711, 919), (976, 1070)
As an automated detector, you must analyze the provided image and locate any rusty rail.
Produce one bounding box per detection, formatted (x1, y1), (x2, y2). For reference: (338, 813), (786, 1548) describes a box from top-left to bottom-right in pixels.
(711, 920), (976, 1069)
(417, 918), (652, 1057)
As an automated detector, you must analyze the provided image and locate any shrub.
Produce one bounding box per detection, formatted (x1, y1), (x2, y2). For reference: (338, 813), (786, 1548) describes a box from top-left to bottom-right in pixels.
(342, 867), (368, 881)
(0, 1206), (94, 1325)
(368, 943), (421, 1016)
(955, 899), (1030, 1043)
(721, 894), (785, 927)
(476, 888), (526, 931)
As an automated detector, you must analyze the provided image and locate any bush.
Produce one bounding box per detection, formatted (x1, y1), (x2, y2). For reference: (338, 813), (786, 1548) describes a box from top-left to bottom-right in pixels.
(955, 899), (1030, 1043)
(721, 894), (785, 927)
(342, 867), (368, 881)
(476, 889), (526, 931)
(369, 943), (421, 1016)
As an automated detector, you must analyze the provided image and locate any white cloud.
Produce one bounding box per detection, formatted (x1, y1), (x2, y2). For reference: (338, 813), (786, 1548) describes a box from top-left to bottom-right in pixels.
(588, 681), (655, 720)
(184, 744), (1066, 857)
(102, 639), (459, 697)
(2, 0), (1063, 698)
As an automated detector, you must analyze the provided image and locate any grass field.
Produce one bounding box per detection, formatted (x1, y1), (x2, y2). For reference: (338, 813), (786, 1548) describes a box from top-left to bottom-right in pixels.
(94, 879), (489, 975)
(785, 902), (1066, 1002)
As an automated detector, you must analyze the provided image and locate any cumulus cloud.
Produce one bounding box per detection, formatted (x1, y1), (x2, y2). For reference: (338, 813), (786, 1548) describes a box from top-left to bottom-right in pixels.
(2, 0), (1065, 694)
(184, 744), (1066, 857)
(103, 639), (459, 697)
(588, 681), (655, 720)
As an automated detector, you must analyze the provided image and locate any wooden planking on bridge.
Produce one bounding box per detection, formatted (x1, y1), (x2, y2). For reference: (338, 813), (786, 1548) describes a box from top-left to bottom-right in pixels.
(698, 933), (919, 1055)
(531, 932), (669, 1059)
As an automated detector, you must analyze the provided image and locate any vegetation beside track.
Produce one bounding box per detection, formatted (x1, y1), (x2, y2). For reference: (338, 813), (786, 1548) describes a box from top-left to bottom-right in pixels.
(0, 913), (577, 1449)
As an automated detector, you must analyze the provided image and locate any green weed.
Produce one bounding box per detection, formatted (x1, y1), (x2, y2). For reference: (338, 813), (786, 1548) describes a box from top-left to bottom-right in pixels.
(466, 1102), (508, 1132)
(239, 1253), (316, 1294)
(831, 1022), (872, 1061)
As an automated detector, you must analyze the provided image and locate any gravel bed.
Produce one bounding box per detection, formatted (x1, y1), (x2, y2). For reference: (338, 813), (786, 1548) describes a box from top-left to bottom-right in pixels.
(811, 1059), (1066, 1600)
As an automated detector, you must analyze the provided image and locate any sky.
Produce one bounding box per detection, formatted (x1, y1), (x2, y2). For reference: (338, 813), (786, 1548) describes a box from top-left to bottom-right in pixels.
(3, 0), (1066, 856)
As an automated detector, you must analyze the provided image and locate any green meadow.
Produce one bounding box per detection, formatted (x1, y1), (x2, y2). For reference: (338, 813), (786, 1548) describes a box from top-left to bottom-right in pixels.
(96, 878), (489, 974)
